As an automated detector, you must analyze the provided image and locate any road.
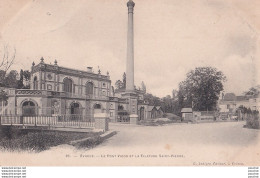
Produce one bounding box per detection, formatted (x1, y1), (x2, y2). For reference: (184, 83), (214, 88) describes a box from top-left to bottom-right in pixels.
(1, 121), (259, 166)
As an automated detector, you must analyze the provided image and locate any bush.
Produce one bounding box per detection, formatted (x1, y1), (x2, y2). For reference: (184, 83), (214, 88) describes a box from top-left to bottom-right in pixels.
(0, 126), (101, 152)
(245, 113), (259, 129)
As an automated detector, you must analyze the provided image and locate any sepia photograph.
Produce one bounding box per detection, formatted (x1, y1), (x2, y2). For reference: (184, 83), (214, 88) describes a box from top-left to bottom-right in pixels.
(0, 0), (259, 167)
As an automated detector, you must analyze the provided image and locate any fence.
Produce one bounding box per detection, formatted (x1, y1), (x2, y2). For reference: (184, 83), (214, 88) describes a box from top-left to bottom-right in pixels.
(0, 115), (95, 128)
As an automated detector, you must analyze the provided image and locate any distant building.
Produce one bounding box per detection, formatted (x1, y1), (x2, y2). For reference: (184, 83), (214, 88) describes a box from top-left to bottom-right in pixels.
(218, 92), (260, 112)
(181, 108), (193, 121)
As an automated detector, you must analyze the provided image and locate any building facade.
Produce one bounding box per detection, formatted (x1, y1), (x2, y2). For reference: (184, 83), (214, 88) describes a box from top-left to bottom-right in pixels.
(218, 92), (260, 113)
(3, 58), (160, 122)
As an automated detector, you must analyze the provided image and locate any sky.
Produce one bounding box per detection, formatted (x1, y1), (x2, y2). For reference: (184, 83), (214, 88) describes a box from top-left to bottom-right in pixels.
(0, 0), (260, 97)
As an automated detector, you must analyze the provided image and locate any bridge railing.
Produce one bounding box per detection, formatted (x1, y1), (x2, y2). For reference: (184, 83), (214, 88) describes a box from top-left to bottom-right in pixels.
(0, 115), (95, 128)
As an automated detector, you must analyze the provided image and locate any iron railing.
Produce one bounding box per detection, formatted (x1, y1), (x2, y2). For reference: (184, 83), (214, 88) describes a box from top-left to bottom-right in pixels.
(0, 115), (94, 128)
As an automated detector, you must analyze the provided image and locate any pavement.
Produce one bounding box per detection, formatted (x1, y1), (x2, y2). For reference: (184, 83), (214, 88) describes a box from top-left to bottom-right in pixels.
(1, 121), (259, 166)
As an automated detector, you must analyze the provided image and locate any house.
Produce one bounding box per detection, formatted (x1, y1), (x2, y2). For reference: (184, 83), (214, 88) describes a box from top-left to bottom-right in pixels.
(156, 106), (164, 118)
(181, 108), (193, 121)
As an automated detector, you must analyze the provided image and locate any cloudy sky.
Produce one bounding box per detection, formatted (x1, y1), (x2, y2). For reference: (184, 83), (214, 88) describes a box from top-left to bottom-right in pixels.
(0, 0), (260, 97)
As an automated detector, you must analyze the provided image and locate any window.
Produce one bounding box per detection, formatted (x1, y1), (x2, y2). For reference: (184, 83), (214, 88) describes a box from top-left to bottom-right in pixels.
(71, 102), (81, 115)
(47, 74), (52, 80)
(47, 84), (52, 90)
(94, 104), (101, 109)
(63, 78), (73, 93)
(22, 101), (37, 116)
(86, 82), (94, 95)
(118, 105), (124, 111)
(110, 112), (113, 117)
(33, 76), (38, 90)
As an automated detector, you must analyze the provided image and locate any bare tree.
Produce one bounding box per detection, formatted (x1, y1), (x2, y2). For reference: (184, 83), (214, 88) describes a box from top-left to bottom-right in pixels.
(0, 45), (16, 72)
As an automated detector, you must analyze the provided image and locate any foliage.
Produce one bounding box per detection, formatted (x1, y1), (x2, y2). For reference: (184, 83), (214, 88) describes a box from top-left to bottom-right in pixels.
(178, 67), (226, 111)
(141, 81), (146, 93)
(123, 72), (126, 88)
(245, 110), (259, 129)
(172, 89), (178, 99)
(144, 93), (161, 106)
(0, 70), (6, 87)
(17, 69), (24, 89)
(115, 80), (123, 90)
(4, 70), (18, 88)
(237, 105), (250, 114)
(0, 69), (30, 89)
(0, 89), (8, 102)
(244, 86), (260, 97)
(23, 70), (31, 81)
(114, 73), (126, 90)
(161, 95), (181, 115)
(0, 126), (101, 152)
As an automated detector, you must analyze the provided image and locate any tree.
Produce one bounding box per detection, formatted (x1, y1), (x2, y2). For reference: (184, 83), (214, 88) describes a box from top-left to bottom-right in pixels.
(0, 70), (6, 87)
(115, 80), (123, 90)
(23, 70), (31, 81)
(172, 89), (178, 100)
(0, 45), (16, 72)
(5, 70), (18, 88)
(122, 72), (126, 88)
(161, 95), (181, 115)
(17, 69), (24, 89)
(0, 89), (8, 102)
(144, 93), (161, 106)
(22, 70), (31, 89)
(0, 89), (8, 115)
(178, 67), (226, 111)
(244, 86), (260, 97)
(141, 81), (146, 93)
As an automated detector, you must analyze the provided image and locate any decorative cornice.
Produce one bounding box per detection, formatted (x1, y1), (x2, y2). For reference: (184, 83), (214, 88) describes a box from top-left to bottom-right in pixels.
(31, 63), (111, 82)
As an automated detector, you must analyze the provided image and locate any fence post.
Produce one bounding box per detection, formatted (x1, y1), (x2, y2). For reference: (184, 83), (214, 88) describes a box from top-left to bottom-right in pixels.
(48, 116), (51, 129)
(94, 113), (109, 132)
(35, 116), (37, 127)
(20, 116), (23, 125)
(130, 114), (139, 125)
(63, 115), (65, 128)
(0, 115), (1, 126)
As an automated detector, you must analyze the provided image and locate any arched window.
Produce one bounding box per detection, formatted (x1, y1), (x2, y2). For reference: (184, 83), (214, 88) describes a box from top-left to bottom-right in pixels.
(63, 78), (73, 93)
(94, 104), (101, 109)
(70, 102), (81, 115)
(33, 76), (38, 90)
(86, 82), (94, 95)
(93, 103), (102, 114)
(22, 101), (37, 116)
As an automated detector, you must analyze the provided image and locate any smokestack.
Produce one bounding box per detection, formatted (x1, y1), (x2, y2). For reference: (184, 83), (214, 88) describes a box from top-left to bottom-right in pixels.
(126, 0), (135, 91)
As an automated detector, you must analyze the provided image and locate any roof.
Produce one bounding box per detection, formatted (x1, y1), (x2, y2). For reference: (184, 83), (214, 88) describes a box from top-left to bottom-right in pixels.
(147, 106), (156, 112)
(32, 61), (110, 82)
(156, 106), (161, 110)
(181, 108), (192, 113)
(223, 93), (236, 101)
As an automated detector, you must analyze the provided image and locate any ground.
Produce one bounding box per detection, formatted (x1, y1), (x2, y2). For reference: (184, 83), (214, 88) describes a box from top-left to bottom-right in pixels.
(0, 121), (259, 166)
